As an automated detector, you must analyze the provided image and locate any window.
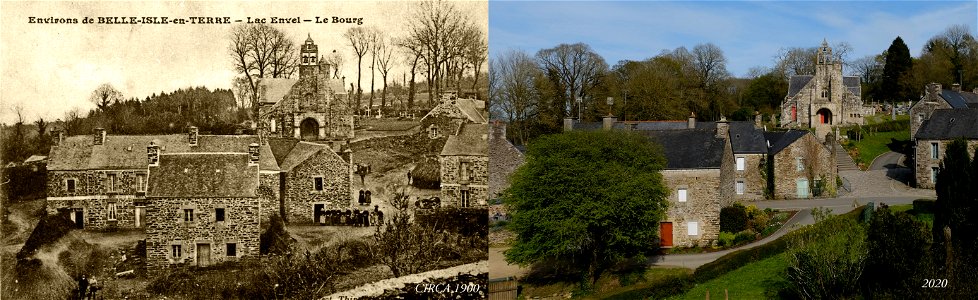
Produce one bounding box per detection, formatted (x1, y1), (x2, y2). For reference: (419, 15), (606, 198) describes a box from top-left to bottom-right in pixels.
(736, 157), (745, 171)
(736, 180), (745, 195)
(107, 202), (117, 220)
(107, 173), (117, 192)
(461, 190), (471, 207)
(172, 245), (182, 258)
(931, 167), (939, 183)
(136, 174), (146, 192)
(796, 157), (804, 171)
(931, 142), (940, 160)
(459, 162), (470, 181)
(66, 179), (76, 192)
(678, 188), (687, 202)
(428, 125), (439, 138)
(226, 243), (237, 257)
(687, 222), (699, 236)
(183, 209), (194, 222)
(215, 208), (225, 222)
(270, 119), (277, 132)
(314, 177), (324, 191)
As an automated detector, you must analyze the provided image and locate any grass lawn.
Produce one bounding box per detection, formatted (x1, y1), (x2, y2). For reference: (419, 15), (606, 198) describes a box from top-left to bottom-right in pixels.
(849, 130), (910, 168)
(888, 203), (934, 227)
(864, 114), (910, 125)
(518, 267), (693, 300)
(666, 253), (790, 300)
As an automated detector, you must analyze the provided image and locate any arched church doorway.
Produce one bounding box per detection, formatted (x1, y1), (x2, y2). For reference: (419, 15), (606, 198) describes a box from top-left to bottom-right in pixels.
(816, 108), (833, 125)
(300, 118), (319, 141)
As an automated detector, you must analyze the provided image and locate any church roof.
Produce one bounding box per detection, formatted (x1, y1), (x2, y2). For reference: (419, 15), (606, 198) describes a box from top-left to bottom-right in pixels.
(641, 130), (725, 170)
(916, 109), (978, 140)
(441, 123), (488, 156)
(844, 76), (861, 96)
(147, 153), (259, 198)
(259, 78), (300, 104)
(787, 75), (814, 98)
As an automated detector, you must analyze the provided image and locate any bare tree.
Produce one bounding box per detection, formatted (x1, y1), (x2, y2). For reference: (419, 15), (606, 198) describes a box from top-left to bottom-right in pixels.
(63, 108), (81, 136)
(466, 28), (488, 97)
(490, 49), (541, 145)
(345, 27), (372, 112)
(397, 36), (425, 110)
(376, 35), (396, 111)
(367, 27), (382, 110)
(691, 43), (730, 89)
(325, 49), (344, 79)
(536, 43), (608, 117)
(850, 55), (884, 84)
(228, 24), (299, 122)
(90, 83), (122, 112)
(406, 0), (473, 103)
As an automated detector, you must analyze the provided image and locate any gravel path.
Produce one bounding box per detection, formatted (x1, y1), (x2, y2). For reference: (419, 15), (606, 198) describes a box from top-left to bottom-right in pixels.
(322, 261), (488, 299)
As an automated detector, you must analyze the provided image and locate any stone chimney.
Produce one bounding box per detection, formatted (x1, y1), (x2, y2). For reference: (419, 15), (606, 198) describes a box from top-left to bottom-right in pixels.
(926, 83), (942, 101)
(563, 117), (575, 132)
(754, 111), (762, 129)
(93, 128), (106, 145)
(716, 116), (730, 139)
(188, 126), (199, 146)
(52, 129), (64, 145)
(687, 112), (696, 129)
(492, 120), (507, 140)
(951, 83), (961, 92)
(147, 142), (160, 166)
(249, 143), (260, 165)
(602, 114), (617, 131)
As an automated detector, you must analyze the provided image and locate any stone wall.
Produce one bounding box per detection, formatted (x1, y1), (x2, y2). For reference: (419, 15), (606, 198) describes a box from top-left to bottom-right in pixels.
(772, 133), (836, 199)
(914, 139), (978, 188)
(145, 197), (261, 274)
(488, 124), (525, 199)
(420, 100), (470, 140)
(734, 154), (767, 201)
(909, 87), (952, 140)
(283, 150), (352, 223)
(46, 169), (147, 230)
(440, 155), (489, 207)
(259, 172), (282, 221)
(661, 169), (721, 247)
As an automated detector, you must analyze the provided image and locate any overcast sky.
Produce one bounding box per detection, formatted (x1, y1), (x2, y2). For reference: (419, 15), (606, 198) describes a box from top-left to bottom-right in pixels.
(0, 1), (487, 125)
(490, 1), (977, 77)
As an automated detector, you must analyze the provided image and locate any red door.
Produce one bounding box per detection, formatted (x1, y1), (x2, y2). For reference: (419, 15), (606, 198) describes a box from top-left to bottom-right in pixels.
(660, 222), (673, 247)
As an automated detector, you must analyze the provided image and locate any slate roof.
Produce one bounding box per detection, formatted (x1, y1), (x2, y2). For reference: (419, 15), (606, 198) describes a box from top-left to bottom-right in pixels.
(612, 121), (689, 131)
(258, 78), (299, 104)
(47, 134), (261, 171)
(456, 99), (488, 123)
(915, 109), (978, 140)
(267, 137), (300, 166)
(763, 130), (810, 155)
(24, 155), (47, 164)
(278, 141), (332, 171)
(727, 122), (767, 154)
(570, 121), (603, 131)
(940, 90), (974, 109)
(641, 130), (725, 169)
(787, 75), (814, 98)
(441, 123), (489, 156)
(147, 153), (259, 198)
(844, 76), (861, 96)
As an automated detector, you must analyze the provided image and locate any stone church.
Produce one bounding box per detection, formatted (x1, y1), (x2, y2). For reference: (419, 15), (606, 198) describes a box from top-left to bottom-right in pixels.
(780, 40), (868, 140)
(259, 35), (353, 142)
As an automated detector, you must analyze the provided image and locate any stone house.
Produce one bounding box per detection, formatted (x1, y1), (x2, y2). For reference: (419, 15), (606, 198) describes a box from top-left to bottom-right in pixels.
(45, 127), (274, 230)
(640, 122), (734, 248)
(780, 40), (869, 140)
(440, 123), (489, 208)
(912, 108), (978, 188)
(763, 130), (837, 199)
(419, 97), (487, 141)
(488, 121), (525, 200)
(145, 152), (261, 273)
(266, 139), (353, 223)
(910, 83), (978, 140)
(259, 35), (353, 141)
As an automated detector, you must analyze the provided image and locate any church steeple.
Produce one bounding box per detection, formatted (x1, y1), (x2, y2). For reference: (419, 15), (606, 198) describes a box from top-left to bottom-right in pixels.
(817, 38), (833, 65)
(300, 33), (319, 79)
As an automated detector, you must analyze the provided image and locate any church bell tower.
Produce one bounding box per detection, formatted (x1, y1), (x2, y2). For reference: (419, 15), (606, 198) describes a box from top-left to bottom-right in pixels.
(300, 34), (319, 79)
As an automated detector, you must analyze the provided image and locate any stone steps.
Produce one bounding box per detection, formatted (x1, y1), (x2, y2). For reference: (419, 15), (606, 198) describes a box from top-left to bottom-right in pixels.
(835, 141), (860, 171)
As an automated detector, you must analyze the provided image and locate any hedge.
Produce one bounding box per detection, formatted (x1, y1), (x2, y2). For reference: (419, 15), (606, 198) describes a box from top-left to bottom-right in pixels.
(415, 207), (488, 237)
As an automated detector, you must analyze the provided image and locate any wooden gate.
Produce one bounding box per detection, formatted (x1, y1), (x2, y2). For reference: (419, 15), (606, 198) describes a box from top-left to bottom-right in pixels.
(489, 277), (517, 300)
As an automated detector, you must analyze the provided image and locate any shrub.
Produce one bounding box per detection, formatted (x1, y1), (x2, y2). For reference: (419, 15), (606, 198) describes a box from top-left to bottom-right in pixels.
(410, 157), (441, 189)
(748, 212), (770, 233)
(259, 214), (293, 255)
(863, 204), (933, 298)
(717, 232), (735, 248)
(912, 199), (935, 213)
(720, 204), (748, 233)
(734, 230), (757, 245)
(785, 214), (867, 299)
(415, 207), (489, 237)
(17, 209), (75, 260)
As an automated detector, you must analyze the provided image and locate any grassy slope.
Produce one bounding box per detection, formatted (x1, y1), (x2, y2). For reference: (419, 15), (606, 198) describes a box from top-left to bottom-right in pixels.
(667, 253), (789, 300)
(852, 131), (909, 167)
(518, 267), (693, 299)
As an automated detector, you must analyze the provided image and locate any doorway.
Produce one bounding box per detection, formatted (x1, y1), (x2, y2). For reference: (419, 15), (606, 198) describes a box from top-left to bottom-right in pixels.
(300, 118), (319, 141)
(196, 243), (211, 267)
(135, 206), (146, 228)
(314, 204), (325, 224)
(796, 178), (810, 198)
(73, 209), (84, 229)
(660, 222), (673, 247)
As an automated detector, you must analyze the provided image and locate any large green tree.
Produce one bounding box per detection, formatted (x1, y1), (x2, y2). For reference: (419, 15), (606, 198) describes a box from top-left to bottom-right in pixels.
(863, 204), (932, 298)
(881, 37), (914, 102)
(503, 130), (669, 290)
(932, 139), (978, 296)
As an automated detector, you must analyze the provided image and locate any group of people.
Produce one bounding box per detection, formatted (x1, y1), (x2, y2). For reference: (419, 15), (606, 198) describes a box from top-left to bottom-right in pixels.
(76, 274), (100, 300)
(357, 189), (373, 205)
(317, 205), (384, 227)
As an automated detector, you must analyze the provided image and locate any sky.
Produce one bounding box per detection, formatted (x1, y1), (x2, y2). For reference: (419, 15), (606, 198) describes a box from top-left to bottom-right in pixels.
(0, 1), (488, 125)
(490, 1), (978, 77)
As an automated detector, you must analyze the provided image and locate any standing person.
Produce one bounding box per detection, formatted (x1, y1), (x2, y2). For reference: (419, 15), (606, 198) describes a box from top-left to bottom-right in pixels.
(358, 190), (365, 205)
(407, 171), (412, 185)
(78, 274), (89, 300)
(365, 190), (372, 205)
(88, 276), (99, 300)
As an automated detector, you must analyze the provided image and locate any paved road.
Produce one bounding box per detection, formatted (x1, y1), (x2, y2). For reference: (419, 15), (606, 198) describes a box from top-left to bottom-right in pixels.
(869, 151), (906, 170)
(488, 195), (932, 278)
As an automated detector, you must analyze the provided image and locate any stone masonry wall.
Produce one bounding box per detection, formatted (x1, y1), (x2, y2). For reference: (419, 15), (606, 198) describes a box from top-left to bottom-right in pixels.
(283, 150), (352, 224)
(145, 197), (261, 274)
(440, 155), (489, 207)
(772, 134), (835, 199)
(734, 154), (767, 201)
(46, 169), (147, 230)
(915, 139), (978, 189)
(661, 169), (722, 247)
(259, 172), (282, 221)
(488, 126), (525, 199)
